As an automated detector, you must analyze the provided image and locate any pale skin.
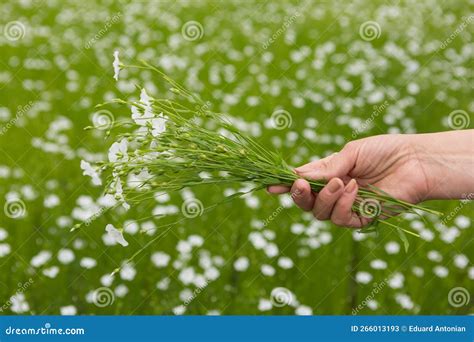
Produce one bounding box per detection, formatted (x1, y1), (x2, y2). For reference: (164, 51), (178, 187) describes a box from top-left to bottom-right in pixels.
(268, 130), (474, 228)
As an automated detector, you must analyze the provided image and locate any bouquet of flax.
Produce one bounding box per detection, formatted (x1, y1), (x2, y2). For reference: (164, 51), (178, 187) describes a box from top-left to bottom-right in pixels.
(82, 59), (441, 249)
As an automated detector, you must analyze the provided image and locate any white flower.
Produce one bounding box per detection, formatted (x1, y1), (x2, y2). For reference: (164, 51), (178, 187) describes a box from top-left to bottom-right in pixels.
(233, 256), (249, 271)
(57, 248), (75, 264)
(120, 263), (136, 280)
(80, 257), (97, 269)
(105, 224), (129, 247)
(132, 88), (154, 125)
(355, 271), (373, 284)
(113, 50), (120, 81)
(60, 305), (77, 316)
(151, 251), (170, 268)
(277, 256), (294, 269)
(151, 113), (167, 137)
(31, 250), (52, 268)
(295, 305), (313, 315)
(80, 160), (102, 185)
(108, 138), (128, 163)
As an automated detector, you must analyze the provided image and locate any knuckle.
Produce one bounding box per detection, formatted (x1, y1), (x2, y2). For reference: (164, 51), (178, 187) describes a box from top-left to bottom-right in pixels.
(342, 141), (358, 154)
(313, 209), (326, 221)
(332, 216), (346, 226)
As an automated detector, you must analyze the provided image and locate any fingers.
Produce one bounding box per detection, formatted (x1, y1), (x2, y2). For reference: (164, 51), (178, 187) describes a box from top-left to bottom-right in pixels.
(290, 179), (315, 211)
(294, 142), (358, 181)
(331, 179), (364, 228)
(312, 178), (345, 220)
(267, 185), (290, 194)
(269, 177), (369, 229)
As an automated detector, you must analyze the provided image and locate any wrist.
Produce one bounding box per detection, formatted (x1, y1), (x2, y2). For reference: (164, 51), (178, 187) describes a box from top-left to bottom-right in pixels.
(410, 130), (474, 200)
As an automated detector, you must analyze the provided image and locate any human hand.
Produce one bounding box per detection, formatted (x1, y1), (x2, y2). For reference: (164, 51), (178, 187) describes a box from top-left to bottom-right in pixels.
(268, 131), (474, 228)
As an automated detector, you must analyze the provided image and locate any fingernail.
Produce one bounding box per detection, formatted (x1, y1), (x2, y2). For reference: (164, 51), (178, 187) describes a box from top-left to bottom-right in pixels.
(327, 180), (342, 194)
(345, 179), (357, 193)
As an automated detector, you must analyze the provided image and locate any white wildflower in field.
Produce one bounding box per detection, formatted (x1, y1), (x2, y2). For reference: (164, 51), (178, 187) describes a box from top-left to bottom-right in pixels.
(278, 256), (294, 269)
(453, 254), (469, 269)
(172, 305), (186, 315)
(295, 305), (313, 315)
(261, 264), (275, 277)
(80, 257), (97, 269)
(427, 250), (442, 262)
(0, 228), (7, 240)
(151, 113), (167, 137)
(179, 267), (196, 285)
(80, 160), (102, 186)
(204, 267), (220, 281)
(370, 259), (387, 270)
(234, 256), (249, 271)
(454, 215), (470, 229)
(151, 251), (171, 268)
(385, 241), (400, 255)
(258, 298), (272, 311)
(395, 293), (415, 310)
(433, 266), (448, 278)
(10, 293), (30, 314)
(468, 267), (474, 280)
(131, 89), (154, 125)
(388, 273), (404, 289)
(115, 284), (129, 297)
(366, 300), (378, 311)
(60, 305), (77, 315)
(355, 271), (373, 284)
(120, 263), (136, 281)
(101, 274), (115, 287)
(0, 243), (11, 257)
(108, 139), (128, 163)
(113, 50), (120, 81)
(43, 194), (60, 208)
(31, 250), (52, 268)
(105, 224), (129, 247)
(57, 248), (75, 264)
(43, 266), (60, 278)
(411, 266), (424, 277)
(156, 277), (170, 290)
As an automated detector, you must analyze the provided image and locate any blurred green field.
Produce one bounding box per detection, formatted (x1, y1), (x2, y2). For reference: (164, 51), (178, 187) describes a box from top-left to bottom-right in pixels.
(0, 0), (472, 315)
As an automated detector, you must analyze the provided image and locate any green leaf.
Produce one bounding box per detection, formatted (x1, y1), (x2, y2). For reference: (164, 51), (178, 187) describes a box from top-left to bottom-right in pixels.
(397, 228), (410, 253)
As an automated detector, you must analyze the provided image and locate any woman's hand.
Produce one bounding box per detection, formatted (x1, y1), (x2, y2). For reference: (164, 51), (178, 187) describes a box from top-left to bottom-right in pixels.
(268, 130), (474, 228)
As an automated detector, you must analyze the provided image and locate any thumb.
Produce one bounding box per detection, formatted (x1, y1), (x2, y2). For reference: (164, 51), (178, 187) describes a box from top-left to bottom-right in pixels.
(294, 143), (357, 181)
